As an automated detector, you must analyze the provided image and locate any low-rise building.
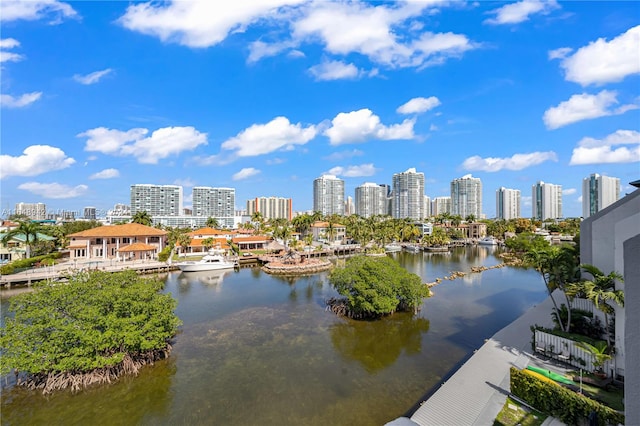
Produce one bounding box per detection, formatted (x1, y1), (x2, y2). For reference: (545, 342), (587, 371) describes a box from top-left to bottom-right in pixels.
(310, 221), (346, 245)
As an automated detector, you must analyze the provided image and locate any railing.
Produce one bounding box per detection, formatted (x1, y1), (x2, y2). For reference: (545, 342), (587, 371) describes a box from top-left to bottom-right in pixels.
(534, 329), (612, 375)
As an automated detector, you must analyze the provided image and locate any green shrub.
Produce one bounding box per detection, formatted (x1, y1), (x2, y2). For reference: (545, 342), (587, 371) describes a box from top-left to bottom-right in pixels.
(157, 246), (172, 262)
(0, 252), (61, 275)
(510, 367), (624, 425)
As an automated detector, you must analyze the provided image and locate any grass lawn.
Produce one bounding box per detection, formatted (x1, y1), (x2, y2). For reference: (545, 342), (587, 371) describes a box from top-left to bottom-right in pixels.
(494, 397), (547, 426)
(567, 373), (624, 411)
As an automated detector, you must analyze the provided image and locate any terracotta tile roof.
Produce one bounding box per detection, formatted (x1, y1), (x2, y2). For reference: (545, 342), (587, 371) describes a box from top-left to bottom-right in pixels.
(311, 221), (345, 228)
(188, 227), (237, 237)
(232, 236), (268, 242)
(189, 237), (228, 248)
(118, 242), (158, 252)
(69, 223), (167, 238)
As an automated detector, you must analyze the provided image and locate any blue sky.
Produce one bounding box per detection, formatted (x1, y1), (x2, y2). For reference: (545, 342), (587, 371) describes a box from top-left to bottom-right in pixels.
(1, 0), (639, 219)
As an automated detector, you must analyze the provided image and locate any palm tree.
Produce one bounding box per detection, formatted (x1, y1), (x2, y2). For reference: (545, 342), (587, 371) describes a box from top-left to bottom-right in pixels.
(201, 237), (215, 252)
(575, 341), (612, 373)
(165, 227), (191, 264)
(206, 217), (219, 229)
(131, 210), (153, 226)
(1, 220), (42, 259)
(465, 214), (476, 223)
(567, 265), (624, 347)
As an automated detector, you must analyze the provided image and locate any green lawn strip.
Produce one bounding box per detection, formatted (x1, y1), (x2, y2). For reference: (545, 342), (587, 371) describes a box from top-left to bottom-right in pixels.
(494, 397), (547, 426)
(568, 379), (624, 411)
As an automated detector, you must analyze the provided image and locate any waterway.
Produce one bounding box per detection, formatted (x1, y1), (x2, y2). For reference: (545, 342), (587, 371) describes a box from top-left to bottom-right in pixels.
(0, 246), (547, 425)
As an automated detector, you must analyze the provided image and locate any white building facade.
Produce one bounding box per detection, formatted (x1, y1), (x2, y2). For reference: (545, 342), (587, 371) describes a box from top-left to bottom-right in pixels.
(246, 197), (292, 221)
(431, 197), (451, 216)
(451, 174), (482, 219)
(496, 187), (521, 220)
(192, 186), (236, 229)
(313, 175), (345, 216)
(355, 182), (387, 218)
(15, 202), (46, 220)
(532, 181), (562, 220)
(392, 168), (425, 220)
(130, 184), (183, 216)
(582, 173), (620, 219)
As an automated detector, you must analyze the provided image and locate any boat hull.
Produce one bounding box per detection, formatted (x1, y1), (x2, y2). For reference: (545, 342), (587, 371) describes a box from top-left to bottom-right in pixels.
(177, 263), (235, 272)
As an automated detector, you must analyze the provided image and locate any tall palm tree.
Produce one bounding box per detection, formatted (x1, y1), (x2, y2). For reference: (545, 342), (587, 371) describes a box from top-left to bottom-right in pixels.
(201, 237), (215, 252)
(567, 265), (624, 347)
(1, 220), (42, 259)
(131, 210), (153, 226)
(206, 217), (219, 229)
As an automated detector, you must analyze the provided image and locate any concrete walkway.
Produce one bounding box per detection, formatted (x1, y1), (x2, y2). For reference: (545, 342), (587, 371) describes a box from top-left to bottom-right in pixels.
(389, 291), (566, 426)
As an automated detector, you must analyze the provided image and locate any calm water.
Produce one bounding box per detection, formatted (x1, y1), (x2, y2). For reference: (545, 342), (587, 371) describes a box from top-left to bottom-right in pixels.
(1, 247), (546, 425)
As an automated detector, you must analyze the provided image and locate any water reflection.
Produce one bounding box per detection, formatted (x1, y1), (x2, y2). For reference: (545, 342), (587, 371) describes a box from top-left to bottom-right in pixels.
(177, 269), (232, 290)
(331, 314), (430, 373)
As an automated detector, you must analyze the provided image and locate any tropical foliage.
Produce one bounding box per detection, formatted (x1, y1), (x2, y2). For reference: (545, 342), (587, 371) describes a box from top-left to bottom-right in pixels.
(328, 256), (430, 318)
(0, 270), (181, 393)
(131, 210), (153, 226)
(1, 220), (43, 259)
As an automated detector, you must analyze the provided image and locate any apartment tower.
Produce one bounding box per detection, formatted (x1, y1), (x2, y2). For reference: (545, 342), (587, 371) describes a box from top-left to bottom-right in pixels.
(496, 187), (521, 220)
(392, 168), (425, 220)
(451, 175), (482, 218)
(130, 184), (183, 216)
(313, 175), (345, 216)
(431, 197), (452, 216)
(355, 182), (387, 218)
(192, 186), (235, 228)
(532, 181), (562, 220)
(246, 197), (293, 221)
(14, 202), (46, 220)
(582, 173), (620, 219)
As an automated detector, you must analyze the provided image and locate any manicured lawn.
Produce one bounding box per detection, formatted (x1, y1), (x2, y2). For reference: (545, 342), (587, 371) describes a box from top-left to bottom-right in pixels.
(494, 397), (547, 426)
(567, 373), (624, 411)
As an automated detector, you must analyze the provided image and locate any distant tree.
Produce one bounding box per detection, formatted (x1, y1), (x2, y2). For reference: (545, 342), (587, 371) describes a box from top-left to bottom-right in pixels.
(201, 237), (215, 252)
(329, 256), (430, 318)
(205, 217), (219, 228)
(131, 211), (152, 226)
(0, 270), (181, 394)
(1, 220), (42, 259)
(465, 214), (476, 223)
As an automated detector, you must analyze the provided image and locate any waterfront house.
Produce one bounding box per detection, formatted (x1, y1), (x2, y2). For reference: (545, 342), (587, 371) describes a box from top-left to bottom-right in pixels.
(181, 227), (270, 255)
(67, 223), (167, 261)
(310, 221), (346, 245)
(0, 229), (56, 263)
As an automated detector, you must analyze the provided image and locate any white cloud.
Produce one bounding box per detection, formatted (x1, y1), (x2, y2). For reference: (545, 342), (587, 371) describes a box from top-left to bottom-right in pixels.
(308, 60), (361, 81)
(323, 149), (364, 161)
(173, 178), (195, 187)
(548, 47), (572, 60)
(397, 96), (441, 114)
(89, 168), (119, 180)
(73, 68), (113, 85)
(0, 0), (77, 22)
(79, 126), (207, 164)
(562, 188), (576, 195)
(543, 90), (637, 130)
(0, 145), (75, 179)
(18, 182), (88, 199)
(119, 1), (304, 48)
(233, 167), (261, 181)
(461, 151), (558, 172)
(221, 116), (317, 157)
(248, 40), (297, 63)
(429, 124), (438, 131)
(484, 0), (559, 25)
(0, 92), (42, 108)
(555, 25), (640, 86)
(570, 130), (640, 165)
(0, 38), (24, 63)
(324, 108), (415, 145)
(326, 163), (378, 177)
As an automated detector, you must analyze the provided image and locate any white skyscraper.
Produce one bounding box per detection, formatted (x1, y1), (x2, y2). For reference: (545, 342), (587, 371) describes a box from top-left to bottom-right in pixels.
(582, 174), (620, 218)
(392, 168), (425, 220)
(532, 181), (562, 220)
(345, 196), (355, 216)
(313, 175), (345, 216)
(431, 197), (452, 216)
(246, 197), (292, 221)
(355, 182), (387, 218)
(423, 195), (432, 218)
(192, 186), (235, 228)
(451, 174), (482, 218)
(15, 202), (46, 220)
(496, 187), (521, 220)
(130, 184), (183, 216)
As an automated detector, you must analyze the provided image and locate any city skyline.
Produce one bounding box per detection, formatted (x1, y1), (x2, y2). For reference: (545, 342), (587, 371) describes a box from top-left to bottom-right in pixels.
(1, 2), (638, 218)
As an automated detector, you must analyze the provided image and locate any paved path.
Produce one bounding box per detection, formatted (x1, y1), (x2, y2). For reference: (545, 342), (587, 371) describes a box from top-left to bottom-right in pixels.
(389, 291), (565, 426)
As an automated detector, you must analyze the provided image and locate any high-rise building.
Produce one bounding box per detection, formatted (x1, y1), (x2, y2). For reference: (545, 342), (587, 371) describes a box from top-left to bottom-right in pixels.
(192, 187), (235, 228)
(431, 197), (452, 216)
(15, 202), (46, 220)
(246, 197), (293, 221)
(392, 168), (425, 220)
(130, 184), (183, 216)
(582, 174), (620, 218)
(345, 196), (355, 216)
(83, 206), (97, 220)
(496, 187), (521, 220)
(355, 182), (387, 218)
(313, 175), (345, 216)
(451, 174), (482, 218)
(532, 181), (562, 220)
(424, 195), (432, 218)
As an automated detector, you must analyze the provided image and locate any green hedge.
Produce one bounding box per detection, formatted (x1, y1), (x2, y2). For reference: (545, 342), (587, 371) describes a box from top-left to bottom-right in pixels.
(510, 367), (624, 425)
(0, 252), (62, 275)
